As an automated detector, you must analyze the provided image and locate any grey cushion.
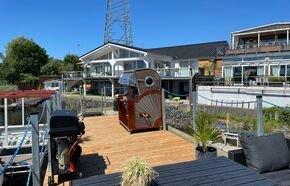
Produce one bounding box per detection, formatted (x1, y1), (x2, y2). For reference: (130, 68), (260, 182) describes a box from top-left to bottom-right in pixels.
(262, 169), (290, 186)
(240, 133), (290, 173)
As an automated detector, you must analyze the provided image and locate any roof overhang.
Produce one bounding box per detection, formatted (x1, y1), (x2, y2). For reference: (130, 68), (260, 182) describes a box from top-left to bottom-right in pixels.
(80, 43), (147, 62)
(232, 22), (290, 35)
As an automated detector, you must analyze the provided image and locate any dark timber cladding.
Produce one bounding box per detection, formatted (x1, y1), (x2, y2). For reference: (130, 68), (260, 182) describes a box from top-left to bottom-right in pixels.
(70, 157), (277, 186)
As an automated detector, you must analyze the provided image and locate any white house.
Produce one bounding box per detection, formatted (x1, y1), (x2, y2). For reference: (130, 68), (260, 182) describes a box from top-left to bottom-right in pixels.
(43, 80), (64, 92)
(223, 22), (290, 86)
(66, 41), (228, 97)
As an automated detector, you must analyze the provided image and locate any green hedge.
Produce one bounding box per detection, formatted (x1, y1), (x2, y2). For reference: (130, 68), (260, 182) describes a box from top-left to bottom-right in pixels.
(0, 84), (18, 90)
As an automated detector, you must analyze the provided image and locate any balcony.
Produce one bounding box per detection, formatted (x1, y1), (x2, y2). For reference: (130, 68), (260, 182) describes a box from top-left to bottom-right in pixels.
(226, 43), (290, 55)
(155, 68), (192, 79)
(62, 71), (84, 80)
(63, 68), (193, 80)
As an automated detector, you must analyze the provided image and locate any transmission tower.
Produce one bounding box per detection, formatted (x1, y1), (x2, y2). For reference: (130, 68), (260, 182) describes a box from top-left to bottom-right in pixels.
(104, 0), (133, 46)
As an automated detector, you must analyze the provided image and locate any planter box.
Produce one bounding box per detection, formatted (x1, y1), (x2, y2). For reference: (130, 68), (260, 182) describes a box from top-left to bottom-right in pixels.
(167, 126), (241, 158)
(168, 126), (195, 143)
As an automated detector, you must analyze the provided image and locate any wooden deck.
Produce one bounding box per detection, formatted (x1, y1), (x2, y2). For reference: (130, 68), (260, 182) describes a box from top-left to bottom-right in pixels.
(78, 115), (195, 177)
(46, 114), (195, 184)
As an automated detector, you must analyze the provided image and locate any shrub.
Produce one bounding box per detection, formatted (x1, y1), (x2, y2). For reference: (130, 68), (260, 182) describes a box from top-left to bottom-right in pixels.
(121, 157), (158, 186)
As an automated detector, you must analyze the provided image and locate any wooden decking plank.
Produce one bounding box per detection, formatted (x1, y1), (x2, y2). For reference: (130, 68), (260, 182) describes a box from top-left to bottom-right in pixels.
(154, 162), (238, 178)
(211, 174), (268, 186)
(237, 179), (278, 186)
(154, 157), (231, 173)
(156, 165), (244, 184)
(162, 170), (253, 186)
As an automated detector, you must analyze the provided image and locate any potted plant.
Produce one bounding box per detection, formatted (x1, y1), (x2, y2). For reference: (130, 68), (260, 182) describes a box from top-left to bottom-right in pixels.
(121, 157), (158, 186)
(192, 112), (221, 159)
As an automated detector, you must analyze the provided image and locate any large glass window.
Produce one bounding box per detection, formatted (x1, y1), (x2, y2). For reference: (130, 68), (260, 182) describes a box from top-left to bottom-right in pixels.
(137, 61), (146, 68)
(233, 66), (242, 84)
(280, 65), (286, 76)
(257, 66), (264, 76)
(223, 67), (232, 78)
(154, 61), (170, 68)
(233, 66), (242, 77)
(124, 62), (134, 71)
(270, 65), (279, 76)
(119, 49), (129, 58)
(94, 62), (112, 76)
(287, 65), (290, 77)
(124, 61), (146, 71)
(96, 52), (112, 60)
(129, 51), (143, 57)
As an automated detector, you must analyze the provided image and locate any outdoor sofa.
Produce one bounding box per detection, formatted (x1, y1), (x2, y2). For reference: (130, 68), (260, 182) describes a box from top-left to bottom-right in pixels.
(228, 133), (290, 186)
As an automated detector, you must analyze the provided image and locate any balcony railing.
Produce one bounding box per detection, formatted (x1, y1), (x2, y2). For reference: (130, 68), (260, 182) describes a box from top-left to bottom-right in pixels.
(63, 68), (193, 79)
(155, 68), (192, 78)
(226, 42), (290, 55)
(224, 75), (290, 87)
(62, 71), (84, 80)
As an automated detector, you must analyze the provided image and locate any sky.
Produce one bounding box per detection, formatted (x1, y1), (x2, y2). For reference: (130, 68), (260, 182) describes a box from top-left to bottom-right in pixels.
(1, 0), (290, 60)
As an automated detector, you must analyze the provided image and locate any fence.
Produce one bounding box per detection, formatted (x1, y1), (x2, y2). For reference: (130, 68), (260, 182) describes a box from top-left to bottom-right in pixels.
(163, 87), (290, 144)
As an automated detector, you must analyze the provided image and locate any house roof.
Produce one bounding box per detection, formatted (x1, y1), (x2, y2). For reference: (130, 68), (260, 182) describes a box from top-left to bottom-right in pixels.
(79, 41), (228, 61)
(147, 41), (228, 60)
(232, 22), (290, 34)
(79, 42), (147, 59)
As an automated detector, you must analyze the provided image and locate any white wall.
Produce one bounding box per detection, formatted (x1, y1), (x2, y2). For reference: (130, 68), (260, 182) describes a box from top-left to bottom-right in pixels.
(198, 86), (290, 108)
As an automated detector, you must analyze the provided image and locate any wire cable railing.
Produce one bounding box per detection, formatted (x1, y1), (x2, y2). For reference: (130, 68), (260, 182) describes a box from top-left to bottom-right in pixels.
(0, 117), (31, 176)
(263, 100), (290, 111)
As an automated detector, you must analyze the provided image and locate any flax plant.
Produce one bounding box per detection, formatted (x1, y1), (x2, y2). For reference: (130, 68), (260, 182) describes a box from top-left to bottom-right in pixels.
(121, 157), (158, 186)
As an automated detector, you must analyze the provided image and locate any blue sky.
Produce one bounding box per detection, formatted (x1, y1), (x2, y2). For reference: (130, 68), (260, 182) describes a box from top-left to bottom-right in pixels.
(1, 0), (290, 59)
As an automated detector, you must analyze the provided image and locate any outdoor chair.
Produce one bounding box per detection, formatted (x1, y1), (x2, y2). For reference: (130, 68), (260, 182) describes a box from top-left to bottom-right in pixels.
(228, 133), (290, 186)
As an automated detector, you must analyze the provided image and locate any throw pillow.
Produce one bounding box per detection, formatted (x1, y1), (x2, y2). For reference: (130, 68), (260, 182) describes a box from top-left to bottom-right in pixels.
(240, 133), (290, 173)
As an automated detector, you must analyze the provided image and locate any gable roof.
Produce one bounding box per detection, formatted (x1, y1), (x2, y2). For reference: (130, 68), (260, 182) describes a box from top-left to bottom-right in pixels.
(147, 41), (228, 60)
(232, 22), (290, 34)
(80, 41), (228, 61)
(79, 42), (147, 59)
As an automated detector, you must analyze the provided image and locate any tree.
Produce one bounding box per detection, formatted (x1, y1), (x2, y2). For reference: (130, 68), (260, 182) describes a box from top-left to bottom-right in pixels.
(3, 37), (48, 83)
(202, 62), (216, 76)
(41, 58), (64, 75)
(63, 54), (82, 71)
(0, 52), (3, 60)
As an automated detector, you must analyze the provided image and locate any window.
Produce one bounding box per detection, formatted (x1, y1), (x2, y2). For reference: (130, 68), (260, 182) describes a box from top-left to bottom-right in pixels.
(223, 67), (232, 78)
(124, 61), (146, 71)
(270, 65), (279, 76)
(96, 52), (112, 60)
(124, 62), (134, 71)
(280, 65), (286, 76)
(233, 66), (242, 77)
(287, 65), (290, 77)
(179, 61), (189, 68)
(94, 62), (112, 76)
(137, 61), (146, 68)
(154, 61), (170, 68)
(119, 49), (129, 58)
(257, 66), (264, 76)
(129, 51), (142, 57)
